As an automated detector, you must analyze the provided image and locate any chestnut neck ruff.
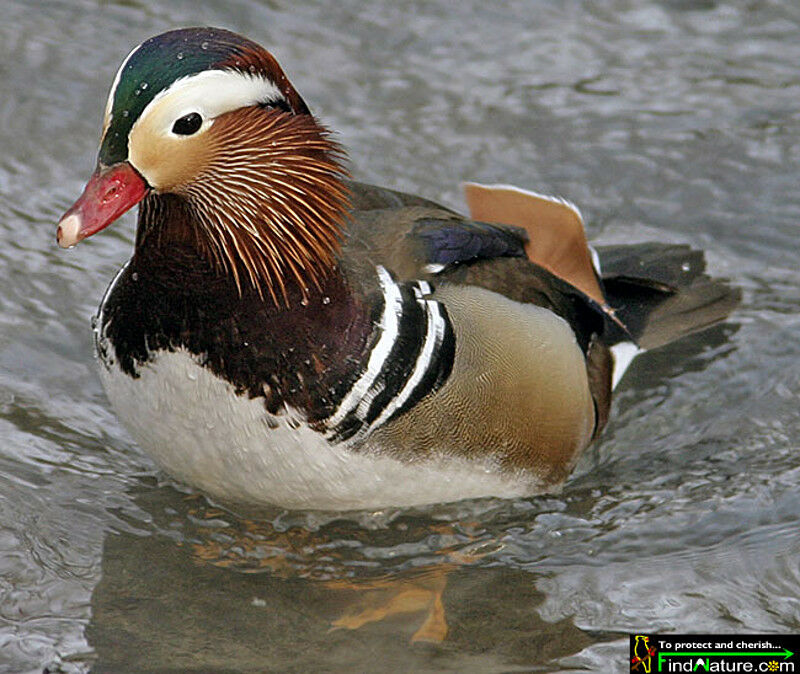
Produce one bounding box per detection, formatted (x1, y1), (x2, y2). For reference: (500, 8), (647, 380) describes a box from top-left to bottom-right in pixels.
(136, 106), (350, 306)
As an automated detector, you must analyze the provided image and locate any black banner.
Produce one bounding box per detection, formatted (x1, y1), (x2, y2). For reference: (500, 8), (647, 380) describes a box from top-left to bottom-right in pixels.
(630, 634), (800, 673)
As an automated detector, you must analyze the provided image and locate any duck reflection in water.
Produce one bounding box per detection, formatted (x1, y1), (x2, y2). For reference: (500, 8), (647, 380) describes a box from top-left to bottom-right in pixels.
(86, 488), (598, 672)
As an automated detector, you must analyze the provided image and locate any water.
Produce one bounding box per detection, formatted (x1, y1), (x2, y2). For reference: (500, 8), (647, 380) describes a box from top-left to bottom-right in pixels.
(1, 1), (799, 672)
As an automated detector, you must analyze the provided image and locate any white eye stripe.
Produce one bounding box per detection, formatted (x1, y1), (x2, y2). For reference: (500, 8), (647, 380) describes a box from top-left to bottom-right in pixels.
(133, 70), (286, 137)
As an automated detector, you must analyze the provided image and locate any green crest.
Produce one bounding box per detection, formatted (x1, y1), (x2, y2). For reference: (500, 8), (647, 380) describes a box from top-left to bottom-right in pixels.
(99, 27), (256, 165)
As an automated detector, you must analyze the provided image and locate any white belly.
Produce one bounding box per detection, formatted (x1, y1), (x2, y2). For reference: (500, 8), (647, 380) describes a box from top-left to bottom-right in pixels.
(99, 348), (536, 510)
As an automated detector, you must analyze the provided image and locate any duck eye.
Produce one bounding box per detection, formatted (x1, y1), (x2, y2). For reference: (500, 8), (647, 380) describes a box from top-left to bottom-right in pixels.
(172, 112), (203, 135)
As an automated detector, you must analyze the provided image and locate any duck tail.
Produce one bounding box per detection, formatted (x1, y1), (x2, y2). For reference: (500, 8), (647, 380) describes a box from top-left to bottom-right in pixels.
(597, 242), (740, 351)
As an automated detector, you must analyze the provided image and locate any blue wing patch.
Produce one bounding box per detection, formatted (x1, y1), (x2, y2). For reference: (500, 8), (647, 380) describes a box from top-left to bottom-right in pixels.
(411, 218), (527, 270)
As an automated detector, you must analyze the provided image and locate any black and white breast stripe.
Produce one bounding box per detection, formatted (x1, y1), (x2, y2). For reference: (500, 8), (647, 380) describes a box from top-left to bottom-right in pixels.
(93, 261), (130, 370)
(324, 266), (455, 443)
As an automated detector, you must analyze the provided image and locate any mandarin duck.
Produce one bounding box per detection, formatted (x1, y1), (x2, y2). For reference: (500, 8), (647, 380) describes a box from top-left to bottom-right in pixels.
(56, 28), (738, 510)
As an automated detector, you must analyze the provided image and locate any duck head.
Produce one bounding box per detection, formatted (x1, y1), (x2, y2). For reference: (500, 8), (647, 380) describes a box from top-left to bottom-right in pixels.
(57, 27), (349, 302)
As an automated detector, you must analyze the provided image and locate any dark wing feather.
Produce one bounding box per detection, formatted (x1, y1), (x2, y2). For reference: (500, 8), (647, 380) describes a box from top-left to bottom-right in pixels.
(411, 217), (528, 268)
(342, 181), (532, 283)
